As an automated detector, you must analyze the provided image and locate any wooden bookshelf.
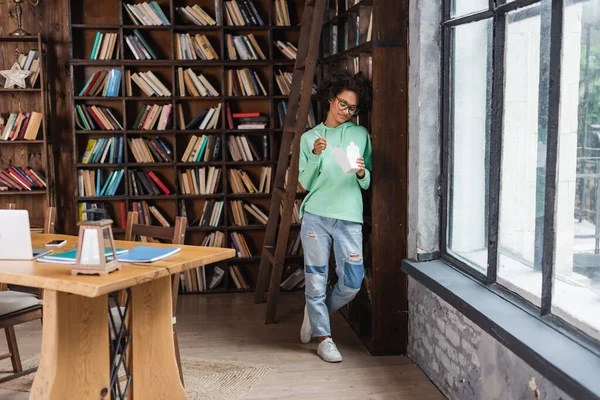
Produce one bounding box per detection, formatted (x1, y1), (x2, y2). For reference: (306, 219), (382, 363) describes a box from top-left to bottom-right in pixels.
(67, 0), (315, 295)
(0, 34), (53, 226)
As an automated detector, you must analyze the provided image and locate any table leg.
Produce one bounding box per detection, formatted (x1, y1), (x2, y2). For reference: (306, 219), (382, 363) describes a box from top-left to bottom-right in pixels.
(130, 276), (186, 399)
(30, 290), (110, 400)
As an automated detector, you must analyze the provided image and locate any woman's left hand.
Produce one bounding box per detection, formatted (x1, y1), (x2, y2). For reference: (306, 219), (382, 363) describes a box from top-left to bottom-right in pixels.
(356, 157), (365, 179)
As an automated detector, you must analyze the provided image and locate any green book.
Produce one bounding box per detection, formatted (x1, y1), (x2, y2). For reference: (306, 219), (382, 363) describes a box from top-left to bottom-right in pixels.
(38, 247), (127, 264)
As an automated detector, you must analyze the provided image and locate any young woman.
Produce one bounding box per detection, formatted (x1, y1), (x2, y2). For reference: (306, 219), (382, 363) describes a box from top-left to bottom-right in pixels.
(297, 70), (373, 362)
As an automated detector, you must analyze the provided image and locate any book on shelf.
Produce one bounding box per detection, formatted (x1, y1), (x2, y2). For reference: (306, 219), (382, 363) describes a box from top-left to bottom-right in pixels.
(287, 234), (302, 256)
(75, 105), (123, 131)
(78, 168), (124, 197)
(128, 136), (173, 163)
(80, 137), (124, 164)
(225, 34), (266, 60)
(1, 50), (41, 88)
(275, 40), (297, 60)
(228, 167), (271, 194)
(279, 198), (302, 224)
(197, 199), (223, 227)
(129, 70), (171, 97)
(176, 5), (217, 26)
(227, 134), (266, 161)
(274, 69), (317, 96)
(229, 200), (268, 226)
(0, 111), (42, 141)
(229, 265), (250, 290)
(128, 169), (171, 196)
(125, 29), (158, 60)
(131, 200), (171, 227)
(123, 1), (170, 26)
(224, 0), (265, 26)
(180, 104), (221, 130)
(89, 32), (119, 60)
(131, 104), (172, 130)
(230, 231), (252, 258)
(276, 100), (316, 128)
(225, 107), (269, 130)
(180, 134), (221, 162)
(175, 33), (219, 61)
(280, 266), (305, 290)
(0, 166), (46, 191)
(226, 68), (267, 97)
(79, 69), (121, 97)
(177, 67), (220, 97)
(274, 0), (291, 26)
(178, 166), (222, 195)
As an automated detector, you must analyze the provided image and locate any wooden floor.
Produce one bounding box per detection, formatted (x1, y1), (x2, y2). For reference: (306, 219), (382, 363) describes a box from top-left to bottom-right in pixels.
(0, 291), (443, 399)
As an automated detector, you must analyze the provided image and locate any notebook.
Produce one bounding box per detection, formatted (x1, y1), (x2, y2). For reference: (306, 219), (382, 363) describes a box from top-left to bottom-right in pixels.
(117, 246), (181, 263)
(38, 247), (128, 264)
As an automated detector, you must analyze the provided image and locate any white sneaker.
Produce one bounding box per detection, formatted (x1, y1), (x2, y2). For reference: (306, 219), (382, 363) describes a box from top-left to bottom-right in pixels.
(300, 305), (312, 344)
(317, 338), (343, 363)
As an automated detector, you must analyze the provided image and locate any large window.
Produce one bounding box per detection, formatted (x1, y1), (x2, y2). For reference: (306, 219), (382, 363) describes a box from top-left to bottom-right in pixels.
(443, 0), (600, 340)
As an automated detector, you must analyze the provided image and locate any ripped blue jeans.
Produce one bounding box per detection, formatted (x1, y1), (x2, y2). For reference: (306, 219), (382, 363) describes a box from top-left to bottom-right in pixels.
(300, 211), (364, 337)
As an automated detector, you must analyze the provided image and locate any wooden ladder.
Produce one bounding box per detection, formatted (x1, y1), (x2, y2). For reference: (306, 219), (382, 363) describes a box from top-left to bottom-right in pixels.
(254, 0), (327, 323)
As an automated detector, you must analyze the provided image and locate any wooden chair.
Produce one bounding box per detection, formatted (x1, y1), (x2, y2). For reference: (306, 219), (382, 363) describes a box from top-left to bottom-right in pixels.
(0, 206), (56, 383)
(120, 211), (187, 384)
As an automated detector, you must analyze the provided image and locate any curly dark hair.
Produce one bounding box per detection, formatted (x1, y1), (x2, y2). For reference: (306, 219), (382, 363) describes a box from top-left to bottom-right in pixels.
(316, 70), (373, 113)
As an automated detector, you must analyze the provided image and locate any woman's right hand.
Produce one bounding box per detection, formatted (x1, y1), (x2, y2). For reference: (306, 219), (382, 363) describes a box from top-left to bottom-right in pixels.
(312, 138), (327, 155)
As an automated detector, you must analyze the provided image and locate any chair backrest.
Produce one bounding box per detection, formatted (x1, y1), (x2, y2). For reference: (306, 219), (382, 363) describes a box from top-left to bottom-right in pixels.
(124, 211), (187, 245)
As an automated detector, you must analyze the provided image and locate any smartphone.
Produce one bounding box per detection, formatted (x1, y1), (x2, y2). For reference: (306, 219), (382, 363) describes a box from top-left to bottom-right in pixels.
(45, 239), (67, 247)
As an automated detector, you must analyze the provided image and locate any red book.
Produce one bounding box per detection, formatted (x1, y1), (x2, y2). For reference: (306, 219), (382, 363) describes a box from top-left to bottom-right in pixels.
(147, 171), (170, 195)
(232, 112), (260, 118)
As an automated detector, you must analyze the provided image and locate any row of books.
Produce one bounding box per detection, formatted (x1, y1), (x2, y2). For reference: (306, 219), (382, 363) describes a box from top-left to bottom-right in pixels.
(224, 0), (265, 26)
(280, 199), (303, 224)
(80, 137), (124, 164)
(131, 104), (173, 131)
(229, 265), (250, 290)
(6, 50), (40, 89)
(276, 100), (316, 128)
(0, 167), (46, 192)
(182, 105), (222, 130)
(129, 136), (173, 163)
(129, 169), (171, 196)
(180, 134), (222, 162)
(175, 5), (217, 26)
(275, 40), (297, 60)
(230, 231), (252, 258)
(229, 200), (268, 226)
(180, 264), (225, 293)
(132, 200), (171, 228)
(287, 234), (302, 256)
(226, 34), (266, 61)
(0, 111), (42, 141)
(227, 134), (266, 161)
(177, 67), (220, 97)
(228, 166), (272, 194)
(226, 68), (267, 97)
(178, 166), (222, 195)
(198, 199), (223, 227)
(274, 69), (317, 96)
(123, 1), (170, 26)
(75, 105), (123, 131)
(79, 69), (121, 97)
(274, 0), (292, 26)
(130, 70), (172, 97)
(124, 29), (158, 60)
(89, 32), (119, 60)
(78, 169), (124, 197)
(176, 33), (219, 61)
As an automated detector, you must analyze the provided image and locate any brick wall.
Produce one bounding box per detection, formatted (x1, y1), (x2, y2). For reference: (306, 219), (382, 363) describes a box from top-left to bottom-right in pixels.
(407, 278), (573, 400)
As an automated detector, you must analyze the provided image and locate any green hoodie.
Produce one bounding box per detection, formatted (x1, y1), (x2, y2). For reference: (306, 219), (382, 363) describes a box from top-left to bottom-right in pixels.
(298, 121), (372, 224)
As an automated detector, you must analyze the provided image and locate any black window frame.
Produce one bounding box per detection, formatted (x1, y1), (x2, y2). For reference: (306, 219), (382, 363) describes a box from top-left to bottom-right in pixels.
(440, 0), (600, 351)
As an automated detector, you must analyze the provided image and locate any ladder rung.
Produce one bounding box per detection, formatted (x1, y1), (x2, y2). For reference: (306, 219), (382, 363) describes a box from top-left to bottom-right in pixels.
(295, 59), (307, 70)
(263, 246), (275, 265)
(273, 186), (286, 198)
(284, 127), (298, 135)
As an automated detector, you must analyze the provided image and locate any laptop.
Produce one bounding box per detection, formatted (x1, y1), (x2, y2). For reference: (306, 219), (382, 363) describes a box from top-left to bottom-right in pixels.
(0, 210), (52, 260)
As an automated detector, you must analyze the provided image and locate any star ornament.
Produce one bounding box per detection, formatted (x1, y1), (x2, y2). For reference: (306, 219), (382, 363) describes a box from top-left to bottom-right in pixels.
(0, 63), (32, 89)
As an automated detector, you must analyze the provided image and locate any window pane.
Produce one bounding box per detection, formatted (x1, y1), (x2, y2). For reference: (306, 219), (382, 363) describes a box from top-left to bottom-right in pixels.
(447, 19), (492, 273)
(497, 5), (543, 306)
(554, 0), (600, 339)
(451, 0), (488, 18)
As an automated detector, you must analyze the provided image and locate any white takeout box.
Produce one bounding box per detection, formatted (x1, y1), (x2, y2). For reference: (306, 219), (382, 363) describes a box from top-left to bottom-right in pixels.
(332, 147), (360, 174)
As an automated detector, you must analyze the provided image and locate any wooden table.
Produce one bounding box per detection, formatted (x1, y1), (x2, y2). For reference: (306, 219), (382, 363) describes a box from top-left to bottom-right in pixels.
(0, 234), (235, 400)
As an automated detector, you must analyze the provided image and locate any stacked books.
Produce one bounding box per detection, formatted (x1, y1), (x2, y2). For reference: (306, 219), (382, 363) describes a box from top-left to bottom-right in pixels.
(0, 111), (42, 141)
(128, 136), (173, 163)
(129, 169), (171, 196)
(79, 69), (121, 97)
(180, 104), (221, 130)
(89, 32), (119, 60)
(274, 69), (317, 96)
(125, 30), (157, 60)
(124, 2), (170, 26)
(178, 166), (222, 195)
(78, 169), (124, 197)
(275, 40), (297, 59)
(225, 34), (266, 60)
(230, 231), (252, 258)
(131, 104), (172, 130)
(176, 5), (216, 26)
(224, 0), (265, 26)
(175, 33), (219, 60)
(131, 200), (171, 227)
(227, 135), (264, 161)
(226, 108), (268, 130)
(176, 68), (219, 97)
(198, 199), (223, 227)
(75, 105), (123, 131)
(0, 166), (46, 191)
(180, 134), (221, 162)
(274, 0), (291, 26)
(80, 137), (124, 164)
(38, 247), (128, 264)
(229, 265), (250, 289)
(226, 68), (267, 97)
(128, 70), (172, 97)
(229, 200), (268, 226)
(1, 50), (41, 88)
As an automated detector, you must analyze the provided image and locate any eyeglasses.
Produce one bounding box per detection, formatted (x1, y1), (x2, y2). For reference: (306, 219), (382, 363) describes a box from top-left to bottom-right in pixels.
(335, 96), (359, 116)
